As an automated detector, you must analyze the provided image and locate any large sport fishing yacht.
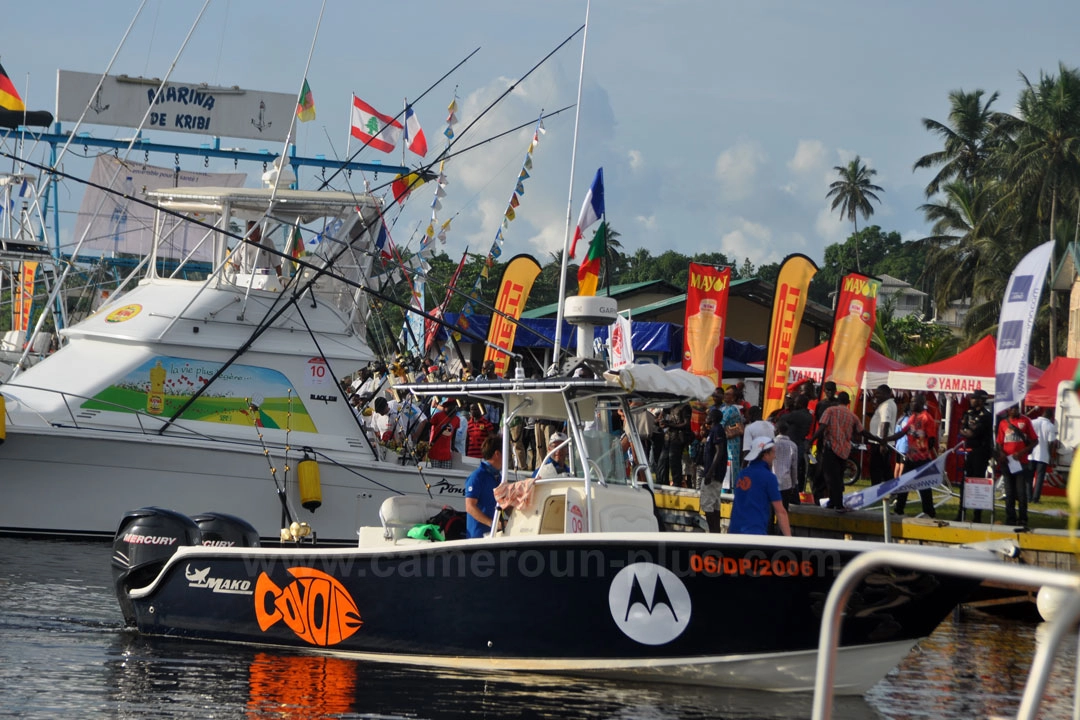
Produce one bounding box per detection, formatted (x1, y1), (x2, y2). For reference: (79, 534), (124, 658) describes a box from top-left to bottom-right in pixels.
(0, 182), (476, 543)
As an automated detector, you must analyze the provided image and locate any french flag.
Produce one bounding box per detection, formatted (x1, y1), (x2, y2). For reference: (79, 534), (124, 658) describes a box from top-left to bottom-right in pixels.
(404, 105), (427, 157)
(569, 167), (604, 259)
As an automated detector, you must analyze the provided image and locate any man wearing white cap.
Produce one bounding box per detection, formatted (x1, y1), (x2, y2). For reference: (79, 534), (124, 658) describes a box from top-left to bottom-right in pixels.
(728, 437), (791, 536)
(535, 432), (571, 478)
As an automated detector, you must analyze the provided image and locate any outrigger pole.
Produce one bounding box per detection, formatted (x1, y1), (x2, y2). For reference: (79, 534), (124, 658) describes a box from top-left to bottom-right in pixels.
(552, 1), (592, 374)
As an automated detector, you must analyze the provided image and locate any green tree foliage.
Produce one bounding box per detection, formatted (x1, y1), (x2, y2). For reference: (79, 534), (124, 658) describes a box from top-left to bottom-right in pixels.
(808, 226), (925, 307)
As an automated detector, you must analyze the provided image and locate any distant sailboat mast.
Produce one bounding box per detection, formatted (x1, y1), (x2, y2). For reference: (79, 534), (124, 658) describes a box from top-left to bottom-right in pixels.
(551, 0), (591, 375)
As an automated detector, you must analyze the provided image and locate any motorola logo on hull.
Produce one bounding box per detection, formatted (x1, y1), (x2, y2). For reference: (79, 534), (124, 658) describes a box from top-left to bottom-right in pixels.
(608, 562), (691, 645)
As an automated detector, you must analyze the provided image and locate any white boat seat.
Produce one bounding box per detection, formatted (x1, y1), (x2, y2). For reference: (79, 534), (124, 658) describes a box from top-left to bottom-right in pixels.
(379, 496), (450, 541)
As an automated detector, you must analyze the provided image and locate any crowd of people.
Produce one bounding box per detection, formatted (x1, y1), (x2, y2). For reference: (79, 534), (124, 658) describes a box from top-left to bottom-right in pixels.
(340, 352), (1061, 537)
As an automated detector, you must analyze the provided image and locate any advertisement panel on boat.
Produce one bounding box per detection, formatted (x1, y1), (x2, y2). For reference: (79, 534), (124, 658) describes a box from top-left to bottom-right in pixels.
(57, 70), (296, 142)
(483, 254), (542, 378)
(762, 254), (817, 419)
(74, 155), (246, 261)
(682, 263), (730, 386)
(822, 272), (880, 408)
(82, 355), (316, 430)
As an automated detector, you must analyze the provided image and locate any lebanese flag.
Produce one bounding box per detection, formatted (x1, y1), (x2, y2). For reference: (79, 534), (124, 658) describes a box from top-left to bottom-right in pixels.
(404, 105), (427, 157)
(569, 167), (604, 259)
(351, 95), (401, 154)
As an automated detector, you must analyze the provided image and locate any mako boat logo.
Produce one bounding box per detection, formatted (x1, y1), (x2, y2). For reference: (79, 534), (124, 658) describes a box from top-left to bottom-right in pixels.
(608, 562), (691, 645)
(185, 564), (254, 595)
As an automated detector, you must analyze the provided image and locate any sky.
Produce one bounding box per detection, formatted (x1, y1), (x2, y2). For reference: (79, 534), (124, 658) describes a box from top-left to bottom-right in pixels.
(5, 0), (1080, 275)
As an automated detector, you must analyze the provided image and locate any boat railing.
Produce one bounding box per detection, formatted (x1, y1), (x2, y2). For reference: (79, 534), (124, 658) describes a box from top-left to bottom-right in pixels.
(1, 381), (242, 445)
(811, 547), (1080, 720)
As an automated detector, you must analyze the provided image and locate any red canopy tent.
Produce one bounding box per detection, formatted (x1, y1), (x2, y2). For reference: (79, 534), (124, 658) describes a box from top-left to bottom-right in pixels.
(886, 335), (1043, 395)
(1025, 356), (1078, 407)
(788, 341), (908, 390)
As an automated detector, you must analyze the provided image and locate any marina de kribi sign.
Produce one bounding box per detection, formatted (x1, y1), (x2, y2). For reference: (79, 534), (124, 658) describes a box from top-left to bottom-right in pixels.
(57, 70), (295, 143)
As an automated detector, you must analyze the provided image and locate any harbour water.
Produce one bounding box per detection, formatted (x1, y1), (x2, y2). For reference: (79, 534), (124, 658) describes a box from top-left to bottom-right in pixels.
(0, 537), (1075, 719)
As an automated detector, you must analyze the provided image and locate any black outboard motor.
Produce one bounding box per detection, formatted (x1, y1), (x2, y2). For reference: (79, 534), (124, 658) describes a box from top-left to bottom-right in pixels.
(112, 507), (201, 626)
(190, 512), (261, 548)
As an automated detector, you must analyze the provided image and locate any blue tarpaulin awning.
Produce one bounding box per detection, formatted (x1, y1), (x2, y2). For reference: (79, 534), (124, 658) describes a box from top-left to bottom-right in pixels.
(436, 313), (763, 375)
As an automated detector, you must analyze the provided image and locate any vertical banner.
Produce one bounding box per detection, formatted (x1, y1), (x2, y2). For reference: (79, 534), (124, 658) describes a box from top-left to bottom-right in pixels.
(762, 254), (819, 419)
(402, 276), (425, 356)
(483, 254), (542, 377)
(995, 240), (1054, 416)
(13, 261), (37, 333)
(609, 313), (634, 370)
(683, 263), (731, 386)
(823, 272), (880, 407)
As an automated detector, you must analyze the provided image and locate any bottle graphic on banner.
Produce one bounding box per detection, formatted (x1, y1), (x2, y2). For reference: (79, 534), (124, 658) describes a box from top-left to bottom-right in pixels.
(685, 298), (722, 384)
(111, 176), (134, 255)
(828, 298), (872, 402)
(147, 360), (167, 415)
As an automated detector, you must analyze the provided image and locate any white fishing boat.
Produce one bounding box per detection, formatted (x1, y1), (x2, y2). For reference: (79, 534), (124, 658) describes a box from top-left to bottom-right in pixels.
(0, 182), (475, 543)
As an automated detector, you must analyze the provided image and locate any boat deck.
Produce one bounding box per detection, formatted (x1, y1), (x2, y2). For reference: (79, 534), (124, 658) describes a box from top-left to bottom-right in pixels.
(653, 487), (1079, 572)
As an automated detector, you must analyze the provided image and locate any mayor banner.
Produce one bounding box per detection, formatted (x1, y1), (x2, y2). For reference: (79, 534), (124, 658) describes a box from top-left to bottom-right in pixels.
(609, 313), (634, 370)
(823, 272), (880, 407)
(994, 240), (1054, 416)
(843, 450), (951, 510)
(683, 263), (730, 386)
(483, 254), (542, 377)
(762, 254), (818, 419)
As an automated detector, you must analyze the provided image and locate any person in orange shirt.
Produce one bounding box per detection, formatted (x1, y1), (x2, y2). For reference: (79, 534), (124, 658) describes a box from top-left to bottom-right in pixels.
(996, 404), (1038, 528)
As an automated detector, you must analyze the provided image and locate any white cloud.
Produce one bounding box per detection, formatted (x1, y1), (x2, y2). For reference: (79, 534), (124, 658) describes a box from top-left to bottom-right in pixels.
(815, 206), (848, 245)
(627, 149), (644, 171)
(634, 214), (658, 231)
(788, 139), (826, 174)
(714, 141), (766, 201)
(719, 218), (773, 264)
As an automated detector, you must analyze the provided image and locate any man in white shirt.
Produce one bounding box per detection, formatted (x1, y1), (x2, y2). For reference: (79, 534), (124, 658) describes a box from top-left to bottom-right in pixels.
(869, 385), (897, 486)
(773, 418), (801, 509)
(1030, 409), (1058, 503)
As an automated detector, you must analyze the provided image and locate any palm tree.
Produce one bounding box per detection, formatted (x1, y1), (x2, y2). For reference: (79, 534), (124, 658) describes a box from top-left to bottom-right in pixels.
(826, 156), (883, 272)
(600, 224), (625, 289)
(913, 88), (1005, 197)
(997, 63), (1080, 358)
(918, 179), (1015, 343)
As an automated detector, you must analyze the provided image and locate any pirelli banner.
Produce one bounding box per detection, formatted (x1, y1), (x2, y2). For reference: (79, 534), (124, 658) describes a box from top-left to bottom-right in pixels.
(822, 272), (881, 407)
(762, 254), (818, 419)
(57, 70), (296, 142)
(483, 255), (542, 378)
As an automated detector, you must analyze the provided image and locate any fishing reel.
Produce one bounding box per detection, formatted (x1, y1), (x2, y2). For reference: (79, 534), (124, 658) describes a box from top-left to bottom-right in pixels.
(280, 521), (313, 543)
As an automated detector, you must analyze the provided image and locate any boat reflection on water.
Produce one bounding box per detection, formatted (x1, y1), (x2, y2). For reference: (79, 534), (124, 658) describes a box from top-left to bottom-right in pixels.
(246, 653), (356, 719)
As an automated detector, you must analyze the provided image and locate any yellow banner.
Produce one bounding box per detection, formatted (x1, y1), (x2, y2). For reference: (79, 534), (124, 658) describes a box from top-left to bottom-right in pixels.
(762, 254), (818, 419)
(13, 261), (38, 333)
(483, 255), (542, 378)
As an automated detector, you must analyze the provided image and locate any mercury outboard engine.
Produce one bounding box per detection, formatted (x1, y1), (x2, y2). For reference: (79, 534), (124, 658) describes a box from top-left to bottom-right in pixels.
(190, 512), (261, 548)
(112, 507), (201, 626)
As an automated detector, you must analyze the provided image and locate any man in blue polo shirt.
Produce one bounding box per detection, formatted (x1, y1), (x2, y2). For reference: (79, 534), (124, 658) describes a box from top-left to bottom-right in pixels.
(464, 434), (503, 538)
(728, 437), (791, 536)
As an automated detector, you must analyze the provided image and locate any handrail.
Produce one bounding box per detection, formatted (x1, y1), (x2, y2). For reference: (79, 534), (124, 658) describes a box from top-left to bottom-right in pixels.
(811, 548), (1080, 720)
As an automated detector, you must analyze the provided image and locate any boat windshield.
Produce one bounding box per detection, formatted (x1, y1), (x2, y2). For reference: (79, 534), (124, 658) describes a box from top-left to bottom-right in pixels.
(575, 397), (642, 487)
